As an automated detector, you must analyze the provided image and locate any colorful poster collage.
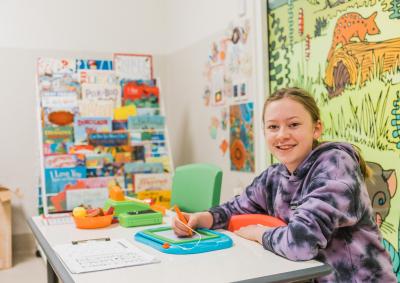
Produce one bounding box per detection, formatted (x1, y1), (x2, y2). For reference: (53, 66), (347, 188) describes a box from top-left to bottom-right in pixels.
(203, 18), (255, 172)
(37, 56), (172, 214)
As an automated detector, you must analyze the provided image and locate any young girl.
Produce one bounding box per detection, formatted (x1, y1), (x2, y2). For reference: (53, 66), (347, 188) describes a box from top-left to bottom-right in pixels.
(172, 87), (396, 282)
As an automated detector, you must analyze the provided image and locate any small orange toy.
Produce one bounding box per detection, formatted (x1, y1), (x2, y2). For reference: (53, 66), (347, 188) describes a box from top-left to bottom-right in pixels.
(109, 185), (125, 201)
(150, 203), (166, 216)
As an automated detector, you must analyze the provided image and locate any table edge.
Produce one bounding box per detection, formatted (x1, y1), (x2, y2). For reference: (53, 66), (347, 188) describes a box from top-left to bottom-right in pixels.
(233, 263), (332, 283)
(27, 217), (75, 283)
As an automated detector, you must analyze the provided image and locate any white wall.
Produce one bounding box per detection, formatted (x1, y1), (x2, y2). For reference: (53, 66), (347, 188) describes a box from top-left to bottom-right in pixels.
(162, 0), (243, 53)
(0, 0), (168, 54)
(0, 0), (267, 235)
(164, 0), (268, 202)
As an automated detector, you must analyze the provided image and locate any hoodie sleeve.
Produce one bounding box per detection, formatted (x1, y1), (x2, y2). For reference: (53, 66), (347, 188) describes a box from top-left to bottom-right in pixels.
(209, 170), (273, 229)
(263, 177), (360, 261)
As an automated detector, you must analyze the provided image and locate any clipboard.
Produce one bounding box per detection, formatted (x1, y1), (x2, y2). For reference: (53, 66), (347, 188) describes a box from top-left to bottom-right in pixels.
(134, 226), (233, 254)
(53, 238), (158, 273)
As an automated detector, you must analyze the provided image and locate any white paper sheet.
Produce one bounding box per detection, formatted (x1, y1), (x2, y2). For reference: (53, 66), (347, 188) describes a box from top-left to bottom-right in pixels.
(54, 238), (158, 273)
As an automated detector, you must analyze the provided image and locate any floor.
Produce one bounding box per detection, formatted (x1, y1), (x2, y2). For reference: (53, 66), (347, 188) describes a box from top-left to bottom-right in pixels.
(0, 252), (47, 283)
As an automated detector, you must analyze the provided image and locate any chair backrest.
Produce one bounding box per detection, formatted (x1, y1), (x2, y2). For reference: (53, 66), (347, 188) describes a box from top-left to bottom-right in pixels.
(227, 214), (287, 232)
(170, 163), (222, 213)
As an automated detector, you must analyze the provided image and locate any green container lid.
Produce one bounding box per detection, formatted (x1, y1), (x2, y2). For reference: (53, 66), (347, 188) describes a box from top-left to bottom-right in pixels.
(104, 199), (150, 216)
(119, 211), (163, 228)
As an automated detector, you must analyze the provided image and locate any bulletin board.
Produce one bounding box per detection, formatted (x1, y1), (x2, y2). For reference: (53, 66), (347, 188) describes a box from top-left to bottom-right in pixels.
(36, 55), (173, 216)
(202, 18), (255, 173)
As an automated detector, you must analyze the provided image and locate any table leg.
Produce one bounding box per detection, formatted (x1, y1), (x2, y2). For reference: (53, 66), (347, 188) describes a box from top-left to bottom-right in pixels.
(47, 260), (59, 283)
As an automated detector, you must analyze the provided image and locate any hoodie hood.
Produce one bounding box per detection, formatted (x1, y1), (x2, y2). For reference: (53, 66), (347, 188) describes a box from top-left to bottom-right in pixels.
(278, 142), (360, 180)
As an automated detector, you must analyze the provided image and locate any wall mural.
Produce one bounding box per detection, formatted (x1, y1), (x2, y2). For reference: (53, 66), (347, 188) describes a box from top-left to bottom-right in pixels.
(267, 0), (400, 279)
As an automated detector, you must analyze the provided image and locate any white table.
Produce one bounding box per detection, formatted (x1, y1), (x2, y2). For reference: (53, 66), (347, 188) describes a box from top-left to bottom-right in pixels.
(28, 214), (331, 283)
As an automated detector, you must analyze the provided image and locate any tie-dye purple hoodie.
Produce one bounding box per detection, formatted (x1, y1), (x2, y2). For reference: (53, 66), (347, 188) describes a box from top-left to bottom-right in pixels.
(209, 142), (396, 282)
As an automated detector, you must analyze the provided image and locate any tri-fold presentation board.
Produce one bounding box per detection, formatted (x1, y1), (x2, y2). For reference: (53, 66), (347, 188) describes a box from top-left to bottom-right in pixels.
(36, 54), (174, 216)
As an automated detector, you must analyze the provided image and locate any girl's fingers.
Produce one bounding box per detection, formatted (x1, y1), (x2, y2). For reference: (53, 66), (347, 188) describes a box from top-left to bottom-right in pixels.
(183, 212), (190, 222)
(172, 217), (192, 236)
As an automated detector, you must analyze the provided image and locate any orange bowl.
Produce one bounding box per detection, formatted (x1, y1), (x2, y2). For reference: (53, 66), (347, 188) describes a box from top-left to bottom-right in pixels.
(73, 215), (113, 229)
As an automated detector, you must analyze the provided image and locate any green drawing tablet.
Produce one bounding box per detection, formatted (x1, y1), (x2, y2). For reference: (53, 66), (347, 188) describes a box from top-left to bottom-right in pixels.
(140, 226), (218, 244)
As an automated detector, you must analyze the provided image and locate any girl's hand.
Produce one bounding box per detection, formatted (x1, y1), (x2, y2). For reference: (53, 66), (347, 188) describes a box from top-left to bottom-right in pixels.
(171, 211), (213, 237)
(171, 211), (192, 237)
(234, 225), (271, 244)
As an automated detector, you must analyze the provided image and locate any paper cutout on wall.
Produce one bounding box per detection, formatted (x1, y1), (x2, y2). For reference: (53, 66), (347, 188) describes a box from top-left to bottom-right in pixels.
(209, 116), (219, 139)
(229, 102), (254, 172)
(220, 139), (228, 155)
(232, 81), (249, 102)
(203, 86), (211, 106)
(210, 65), (225, 106)
(221, 107), (228, 130)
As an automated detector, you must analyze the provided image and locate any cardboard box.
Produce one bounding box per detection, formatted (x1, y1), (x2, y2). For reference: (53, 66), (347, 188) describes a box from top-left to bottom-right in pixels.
(0, 187), (12, 269)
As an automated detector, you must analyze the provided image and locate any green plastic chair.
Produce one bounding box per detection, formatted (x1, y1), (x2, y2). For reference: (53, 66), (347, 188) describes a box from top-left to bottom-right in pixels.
(170, 163), (223, 213)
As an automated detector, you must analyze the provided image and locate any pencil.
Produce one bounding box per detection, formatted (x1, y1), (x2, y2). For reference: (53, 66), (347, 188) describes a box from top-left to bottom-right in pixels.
(174, 206), (193, 236)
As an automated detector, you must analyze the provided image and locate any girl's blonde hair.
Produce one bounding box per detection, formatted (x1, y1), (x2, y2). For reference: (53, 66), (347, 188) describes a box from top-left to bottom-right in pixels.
(262, 87), (369, 178)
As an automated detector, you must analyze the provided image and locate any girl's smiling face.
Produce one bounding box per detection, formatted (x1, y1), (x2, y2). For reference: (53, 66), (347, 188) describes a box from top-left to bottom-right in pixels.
(264, 97), (323, 173)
